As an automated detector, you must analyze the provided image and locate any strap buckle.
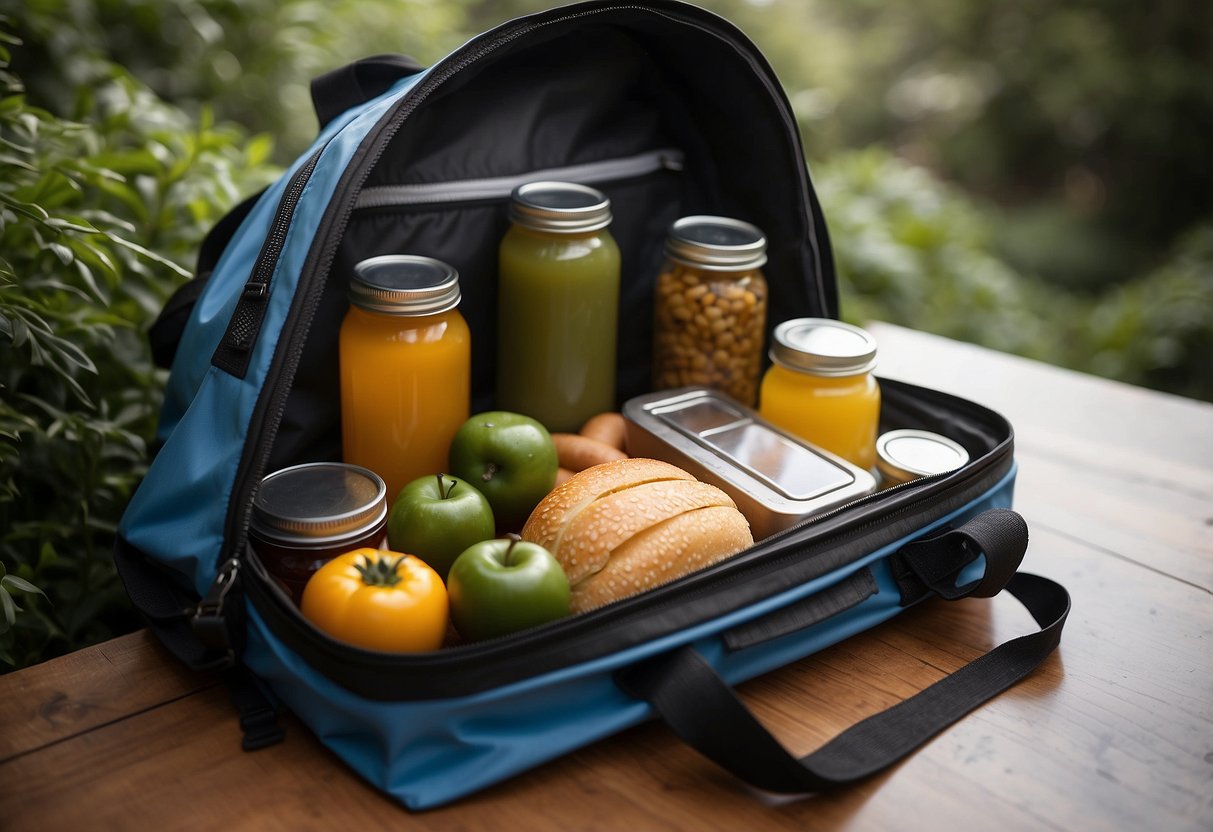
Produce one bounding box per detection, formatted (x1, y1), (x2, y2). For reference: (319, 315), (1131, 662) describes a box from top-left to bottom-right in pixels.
(191, 557), (242, 669)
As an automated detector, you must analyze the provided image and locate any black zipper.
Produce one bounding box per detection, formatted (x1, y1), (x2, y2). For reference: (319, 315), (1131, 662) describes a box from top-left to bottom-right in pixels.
(242, 410), (1014, 701)
(211, 147), (325, 378)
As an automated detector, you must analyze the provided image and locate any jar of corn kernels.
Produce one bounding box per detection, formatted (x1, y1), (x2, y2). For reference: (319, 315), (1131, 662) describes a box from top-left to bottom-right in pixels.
(652, 216), (768, 406)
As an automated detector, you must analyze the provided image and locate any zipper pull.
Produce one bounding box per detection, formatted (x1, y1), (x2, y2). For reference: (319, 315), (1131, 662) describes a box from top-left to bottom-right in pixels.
(191, 557), (242, 668)
(211, 146), (324, 378)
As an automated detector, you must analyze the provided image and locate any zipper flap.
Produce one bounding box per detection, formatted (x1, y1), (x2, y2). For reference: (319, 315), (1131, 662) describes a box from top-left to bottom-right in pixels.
(212, 148), (325, 379)
(354, 148), (684, 209)
(244, 384), (1016, 702)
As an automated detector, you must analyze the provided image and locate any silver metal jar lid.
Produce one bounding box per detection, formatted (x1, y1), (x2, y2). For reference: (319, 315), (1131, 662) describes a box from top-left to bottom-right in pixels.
(876, 429), (970, 485)
(664, 215), (767, 271)
(350, 255), (461, 316)
(249, 462), (388, 546)
(508, 181), (612, 233)
(769, 318), (878, 376)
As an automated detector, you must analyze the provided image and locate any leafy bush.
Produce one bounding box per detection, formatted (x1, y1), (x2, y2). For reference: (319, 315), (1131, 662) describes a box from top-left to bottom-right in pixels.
(0, 29), (277, 668)
(820, 149), (1213, 401)
(12, 0), (474, 162)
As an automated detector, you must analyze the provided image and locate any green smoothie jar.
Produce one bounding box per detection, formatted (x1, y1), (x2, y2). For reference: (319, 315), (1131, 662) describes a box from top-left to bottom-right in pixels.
(496, 181), (621, 432)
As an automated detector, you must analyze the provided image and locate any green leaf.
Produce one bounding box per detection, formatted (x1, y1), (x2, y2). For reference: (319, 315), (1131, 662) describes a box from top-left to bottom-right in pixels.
(2, 574), (47, 599)
(0, 587), (16, 632)
(48, 242), (75, 265)
(46, 216), (101, 234)
(105, 234), (191, 278)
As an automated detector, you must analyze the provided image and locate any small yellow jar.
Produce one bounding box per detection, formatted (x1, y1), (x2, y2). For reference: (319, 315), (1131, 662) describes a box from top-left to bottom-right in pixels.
(759, 318), (880, 470)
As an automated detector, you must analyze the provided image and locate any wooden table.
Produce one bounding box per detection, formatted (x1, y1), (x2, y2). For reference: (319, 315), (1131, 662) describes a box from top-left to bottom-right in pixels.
(2, 323), (1210, 831)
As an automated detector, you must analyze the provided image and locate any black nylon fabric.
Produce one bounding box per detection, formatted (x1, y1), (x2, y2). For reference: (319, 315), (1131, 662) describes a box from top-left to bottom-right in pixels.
(267, 3), (827, 471)
(615, 572), (1070, 794)
(310, 54), (426, 131)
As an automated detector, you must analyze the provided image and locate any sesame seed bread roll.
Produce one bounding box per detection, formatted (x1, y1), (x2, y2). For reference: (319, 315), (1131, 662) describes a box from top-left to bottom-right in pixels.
(521, 458), (753, 613)
(522, 458), (694, 553)
(572, 505), (754, 612)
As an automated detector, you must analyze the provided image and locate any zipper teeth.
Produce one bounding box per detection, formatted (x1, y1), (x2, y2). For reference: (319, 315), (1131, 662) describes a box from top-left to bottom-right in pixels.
(225, 4), (835, 597)
(217, 149), (325, 546)
(354, 148), (684, 209)
(250, 151), (322, 287)
(254, 442), (1012, 670)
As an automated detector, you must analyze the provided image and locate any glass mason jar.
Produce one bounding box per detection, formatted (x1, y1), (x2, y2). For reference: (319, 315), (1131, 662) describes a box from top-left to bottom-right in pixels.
(652, 216), (768, 407)
(759, 318), (881, 470)
(496, 181), (621, 433)
(248, 462), (388, 604)
(340, 255), (471, 501)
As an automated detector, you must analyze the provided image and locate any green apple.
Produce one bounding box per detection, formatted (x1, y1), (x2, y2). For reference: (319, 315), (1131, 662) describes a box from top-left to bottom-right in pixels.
(447, 410), (558, 532)
(386, 473), (495, 580)
(447, 535), (570, 641)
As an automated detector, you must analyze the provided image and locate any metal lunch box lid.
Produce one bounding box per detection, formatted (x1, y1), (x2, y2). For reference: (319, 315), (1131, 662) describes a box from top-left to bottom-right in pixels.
(249, 462), (388, 546)
(508, 181), (613, 233)
(769, 318), (878, 376)
(350, 255), (461, 316)
(664, 215), (767, 271)
(876, 429), (970, 485)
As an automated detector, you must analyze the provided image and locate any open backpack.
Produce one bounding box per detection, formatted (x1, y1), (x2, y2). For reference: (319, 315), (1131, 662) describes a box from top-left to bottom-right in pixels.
(114, 0), (1070, 810)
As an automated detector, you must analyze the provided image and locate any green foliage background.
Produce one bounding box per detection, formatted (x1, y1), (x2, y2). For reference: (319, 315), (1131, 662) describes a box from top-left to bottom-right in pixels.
(0, 0), (1209, 668)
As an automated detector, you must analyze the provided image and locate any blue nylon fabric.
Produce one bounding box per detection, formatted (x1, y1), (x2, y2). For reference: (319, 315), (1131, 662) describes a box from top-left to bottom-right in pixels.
(242, 468), (1015, 809)
(118, 73), (426, 596)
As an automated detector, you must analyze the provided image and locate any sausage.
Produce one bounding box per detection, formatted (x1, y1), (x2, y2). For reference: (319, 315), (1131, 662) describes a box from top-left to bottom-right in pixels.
(552, 433), (628, 472)
(578, 411), (627, 451)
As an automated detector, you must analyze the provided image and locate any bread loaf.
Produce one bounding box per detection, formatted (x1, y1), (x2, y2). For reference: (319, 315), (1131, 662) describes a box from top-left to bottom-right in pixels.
(521, 458), (753, 612)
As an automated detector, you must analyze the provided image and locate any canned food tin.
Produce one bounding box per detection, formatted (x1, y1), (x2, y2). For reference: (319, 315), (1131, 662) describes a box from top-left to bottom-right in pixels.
(875, 429), (970, 487)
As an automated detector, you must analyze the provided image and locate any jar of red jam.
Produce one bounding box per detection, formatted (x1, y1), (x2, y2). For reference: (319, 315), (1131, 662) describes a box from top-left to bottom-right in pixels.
(248, 462), (388, 603)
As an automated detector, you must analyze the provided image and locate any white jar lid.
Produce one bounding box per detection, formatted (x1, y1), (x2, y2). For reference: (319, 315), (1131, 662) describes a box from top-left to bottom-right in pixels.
(876, 429), (970, 484)
(769, 318), (878, 376)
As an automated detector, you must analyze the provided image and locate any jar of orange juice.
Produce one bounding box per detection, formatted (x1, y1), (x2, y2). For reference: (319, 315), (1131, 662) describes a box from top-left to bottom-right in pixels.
(340, 255), (470, 500)
(758, 318), (880, 470)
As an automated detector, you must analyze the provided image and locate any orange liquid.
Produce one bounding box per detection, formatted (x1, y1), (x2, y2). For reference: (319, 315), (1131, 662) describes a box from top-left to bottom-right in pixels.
(759, 363), (881, 470)
(339, 305), (470, 501)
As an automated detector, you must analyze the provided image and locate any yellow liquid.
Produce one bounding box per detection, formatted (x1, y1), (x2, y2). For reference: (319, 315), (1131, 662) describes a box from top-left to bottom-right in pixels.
(497, 224), (620, 432)
(340, 305), (470, 501)
(759, 363), (881, 470)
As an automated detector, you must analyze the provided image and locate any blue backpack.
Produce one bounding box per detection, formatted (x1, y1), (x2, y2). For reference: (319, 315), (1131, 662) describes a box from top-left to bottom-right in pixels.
(115, 0), (1069, 810)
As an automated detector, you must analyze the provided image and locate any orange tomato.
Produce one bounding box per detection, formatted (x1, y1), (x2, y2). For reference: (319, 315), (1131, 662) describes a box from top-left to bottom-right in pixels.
(300, 548), (448, 652)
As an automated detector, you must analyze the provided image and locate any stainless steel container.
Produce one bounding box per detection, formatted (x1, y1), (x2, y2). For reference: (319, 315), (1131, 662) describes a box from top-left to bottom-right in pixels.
(623, 387), (877, 539)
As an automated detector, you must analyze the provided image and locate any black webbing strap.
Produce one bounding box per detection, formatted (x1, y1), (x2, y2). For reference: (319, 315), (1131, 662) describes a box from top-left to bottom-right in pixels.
(227, 665), (285, 751)
(892, 507), (1028, 602)
(616, 571), (1069, 793)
